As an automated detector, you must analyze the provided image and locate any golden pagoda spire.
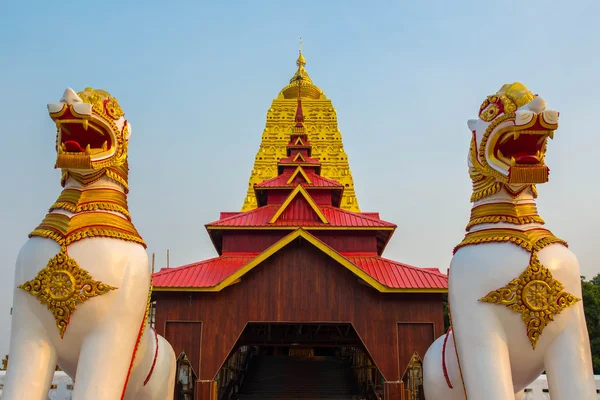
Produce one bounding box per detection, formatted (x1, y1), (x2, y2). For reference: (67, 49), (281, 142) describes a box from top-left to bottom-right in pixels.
(242, 45), (360, 212)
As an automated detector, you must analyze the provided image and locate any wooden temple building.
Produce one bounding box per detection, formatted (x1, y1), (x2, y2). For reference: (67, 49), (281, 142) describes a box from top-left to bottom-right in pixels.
(151, 50), (448, 400)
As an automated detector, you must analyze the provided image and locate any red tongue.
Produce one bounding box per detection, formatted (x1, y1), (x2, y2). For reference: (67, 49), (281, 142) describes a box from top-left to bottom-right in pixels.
(516, 154), (540, 164)
(64, 141), (85, 152)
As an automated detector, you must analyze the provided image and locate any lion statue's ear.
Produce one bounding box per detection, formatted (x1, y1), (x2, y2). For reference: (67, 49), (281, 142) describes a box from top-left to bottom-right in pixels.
(467, 119), (477, 132)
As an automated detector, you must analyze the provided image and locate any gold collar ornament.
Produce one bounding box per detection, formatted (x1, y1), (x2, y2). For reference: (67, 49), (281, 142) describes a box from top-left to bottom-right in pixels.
(50, 187), (131, 220)
(479, 252), (580, 349)
(19, 247), (117, 338)
(29, 212), (145, 248)
(466, 202), (544, 230)
(454, 227), (567, 254)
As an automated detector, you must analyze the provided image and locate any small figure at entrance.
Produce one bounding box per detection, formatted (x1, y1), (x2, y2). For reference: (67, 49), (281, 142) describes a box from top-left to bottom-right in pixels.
(176, 352), (197, 400)
(402, 352), (424, 400)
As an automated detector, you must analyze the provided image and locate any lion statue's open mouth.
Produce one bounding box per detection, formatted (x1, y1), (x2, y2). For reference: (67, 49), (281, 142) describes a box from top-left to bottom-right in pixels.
(48, 88), (129, 171)
(495, 129), (551, 166)
(469, 83), (558, 189)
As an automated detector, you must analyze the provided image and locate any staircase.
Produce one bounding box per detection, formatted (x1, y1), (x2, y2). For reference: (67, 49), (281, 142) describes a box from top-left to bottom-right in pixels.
(234, 355), (361, 400)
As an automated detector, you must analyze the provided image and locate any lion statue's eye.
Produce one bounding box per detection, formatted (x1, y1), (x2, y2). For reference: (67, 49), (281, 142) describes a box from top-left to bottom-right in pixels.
(479, 104), (500, 122)
(479, 99), (490, 112)
(104, 98), (125, 120)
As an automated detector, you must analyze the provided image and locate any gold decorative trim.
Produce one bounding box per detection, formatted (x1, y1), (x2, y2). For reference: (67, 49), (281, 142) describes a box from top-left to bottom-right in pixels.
(466, 202), (544, 230)
(508, 165), (549, 184)
(471, 180), (503, 202)
(61, 164), (129, 193)
(454, 228), (567, 254)
(505, 184), (537, 199)
(30, 212), (145, 248)
(479, 253), (580, 349)
(269, 185), (329, 224)
(105, 168), (129, 192)
(286, 166), (312, 185)
(18, 248), (117, 338)
(476, 113), (520, 183)
(50, 188), (130, 220)
(466, 215), (545, 230)
(470, 203), (539, 219)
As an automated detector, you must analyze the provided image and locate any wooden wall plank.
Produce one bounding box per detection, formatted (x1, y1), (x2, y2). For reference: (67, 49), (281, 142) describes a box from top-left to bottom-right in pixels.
(165, 321), (203, 377)
(396, 322), (435, 378)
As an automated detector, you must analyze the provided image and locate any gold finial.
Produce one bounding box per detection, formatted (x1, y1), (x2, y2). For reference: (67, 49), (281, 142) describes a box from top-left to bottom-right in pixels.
(291, 38), (310, 85)
(297, 37), (306, 67)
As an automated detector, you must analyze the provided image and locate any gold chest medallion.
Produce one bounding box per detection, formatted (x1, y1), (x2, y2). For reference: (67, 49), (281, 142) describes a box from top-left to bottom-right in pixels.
(456, 228), (579, 349)
(19, 189), (145, 337)
(19, 247), (117, 338)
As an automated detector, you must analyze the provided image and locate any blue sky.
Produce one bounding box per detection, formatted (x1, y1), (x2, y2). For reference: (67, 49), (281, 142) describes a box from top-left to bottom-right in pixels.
(0, 0), (599, 358)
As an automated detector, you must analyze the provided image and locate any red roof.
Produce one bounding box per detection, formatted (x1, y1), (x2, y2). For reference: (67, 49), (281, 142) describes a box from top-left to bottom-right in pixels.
(346, 256), (447, 290)
(359, 212), (380, 220)
(152, 239), (446, 291)
(152, 254), (257, 288)
(254, 172), (343, 189)
(206, 205), (396, 228)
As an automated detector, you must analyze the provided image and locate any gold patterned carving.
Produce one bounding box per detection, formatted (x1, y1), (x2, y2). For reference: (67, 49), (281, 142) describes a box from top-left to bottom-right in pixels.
(479, 253), (580, 349)
(104, 97), (125, 120)
(30, 212), (145, 248)
(469, 136), (538, 203)
(18, 248), (117, 338)
(466, 215), (544, 230)
(454, 228), (567, 254)
(77, 88), (124, 121)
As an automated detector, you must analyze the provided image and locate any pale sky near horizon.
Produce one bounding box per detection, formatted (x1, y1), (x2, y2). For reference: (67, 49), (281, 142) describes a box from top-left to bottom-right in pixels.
(1, 0), (599, 359)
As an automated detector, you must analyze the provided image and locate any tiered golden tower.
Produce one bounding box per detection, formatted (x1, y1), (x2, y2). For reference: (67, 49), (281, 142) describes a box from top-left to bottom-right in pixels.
(242, 49), (360, 212)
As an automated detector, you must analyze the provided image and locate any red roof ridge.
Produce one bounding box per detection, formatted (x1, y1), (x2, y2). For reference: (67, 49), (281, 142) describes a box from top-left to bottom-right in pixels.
(359, 212), (380, 219)
(255, 173), (293, 186)
(340, 252), (379, 257)
(286, 230), (447, 289)
(254, 172), (343, 189)
(206, 205), (277, 225)
(220, 212), (243, 219)
(307, 173), (344, 186)
(320, 206), (397, 227)
(355, 255), (447, 277)
(153, 255), (225, 276)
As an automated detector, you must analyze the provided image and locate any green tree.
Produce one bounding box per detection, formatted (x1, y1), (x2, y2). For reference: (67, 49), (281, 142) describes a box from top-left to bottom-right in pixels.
(442, 275), (600, 374)
(581, 274), (600, 374)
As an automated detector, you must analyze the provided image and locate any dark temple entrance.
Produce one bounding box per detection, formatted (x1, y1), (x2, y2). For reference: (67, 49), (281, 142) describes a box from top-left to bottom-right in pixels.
(216, 323), (384, 400)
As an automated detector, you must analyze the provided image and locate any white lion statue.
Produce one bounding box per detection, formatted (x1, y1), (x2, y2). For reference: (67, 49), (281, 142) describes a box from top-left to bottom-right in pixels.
(423, 83), (596, 400)
(2, 88), (176, 399)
